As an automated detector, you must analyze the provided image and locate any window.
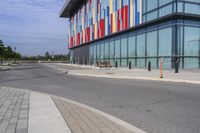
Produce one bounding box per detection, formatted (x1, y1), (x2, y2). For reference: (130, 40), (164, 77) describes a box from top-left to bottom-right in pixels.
(159, 4), (173, 17)
(109, 40), (115, 66)
(184, 26), (200, 68)
(97, 43), (101, 60)
(100, 41), (105, 60)
(109, 40), (115, 58)
(147, 11), (157, 21)
(121, 38), (128, 67)
(121, 38), (128, 58)
(177, 2), (183, 12)
(105, 42), (109, 58)
(137, 34), (146, 57)
(128, 36), (136, 57)
(147, 0), (158, 12)
(128, 36), (136, 67)
(115, 39), (121, 58)
(185, 3), (200, 15)
(159, 27), (172, 68)
(159, 0), (173, 6)
(147, 31), (158, 68)
(89, 45), (93, 60)
(93, 44), (97, 60)
(137, 34), (146, 67)
(184, 0), (200, 3)
(115, 39), (121, 65)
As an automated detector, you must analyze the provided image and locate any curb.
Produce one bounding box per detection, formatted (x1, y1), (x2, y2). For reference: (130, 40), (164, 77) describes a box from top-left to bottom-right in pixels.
(68, 72), (200, 85)
(0, 68), (10, 72)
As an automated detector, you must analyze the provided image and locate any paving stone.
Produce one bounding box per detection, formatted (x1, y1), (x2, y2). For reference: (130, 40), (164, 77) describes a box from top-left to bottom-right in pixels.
(10, 117), (18, 123)
(0, 87), (29, 133)
(53, 97), (133, 133)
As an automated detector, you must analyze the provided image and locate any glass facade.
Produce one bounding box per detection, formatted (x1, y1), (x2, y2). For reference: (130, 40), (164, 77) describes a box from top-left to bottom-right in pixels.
(88, 20), (200, 69)
(68, 0), (200, 69)
(143, 0), (200, 22)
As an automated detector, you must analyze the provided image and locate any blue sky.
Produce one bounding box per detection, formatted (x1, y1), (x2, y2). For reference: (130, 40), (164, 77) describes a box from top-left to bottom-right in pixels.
(0, 0), (68, 56)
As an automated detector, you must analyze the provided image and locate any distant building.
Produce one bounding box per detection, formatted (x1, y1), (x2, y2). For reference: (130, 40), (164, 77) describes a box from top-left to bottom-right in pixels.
(60, 0), (200, 69)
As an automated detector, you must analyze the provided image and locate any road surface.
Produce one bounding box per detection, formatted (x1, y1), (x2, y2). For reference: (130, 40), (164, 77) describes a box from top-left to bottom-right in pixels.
(0, 64), (200, 133)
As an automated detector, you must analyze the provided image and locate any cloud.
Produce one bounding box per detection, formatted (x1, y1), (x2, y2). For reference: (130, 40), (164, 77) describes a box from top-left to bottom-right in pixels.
(0, 0), (69, 56)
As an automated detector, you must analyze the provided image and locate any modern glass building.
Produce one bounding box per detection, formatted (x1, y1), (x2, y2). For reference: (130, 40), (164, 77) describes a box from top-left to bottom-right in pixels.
(60, 0), (200, 69)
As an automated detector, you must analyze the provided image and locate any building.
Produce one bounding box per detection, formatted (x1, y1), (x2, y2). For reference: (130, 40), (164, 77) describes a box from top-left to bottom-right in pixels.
(60, 0), (200, 69)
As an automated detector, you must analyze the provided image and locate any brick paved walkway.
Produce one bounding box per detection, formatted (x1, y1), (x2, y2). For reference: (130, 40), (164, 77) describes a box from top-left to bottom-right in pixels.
(53, 97), (134, 133)
(0, 87), (29, 133)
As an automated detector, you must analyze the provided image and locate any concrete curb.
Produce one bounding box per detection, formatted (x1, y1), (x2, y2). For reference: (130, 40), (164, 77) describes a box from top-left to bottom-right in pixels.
(0, 68), (10, 72)
(48, 64), (200, 85)
(68, 72), (200, 85)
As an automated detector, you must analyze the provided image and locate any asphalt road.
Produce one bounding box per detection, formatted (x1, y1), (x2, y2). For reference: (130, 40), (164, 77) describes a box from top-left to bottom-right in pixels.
(0, 64), (200, 133)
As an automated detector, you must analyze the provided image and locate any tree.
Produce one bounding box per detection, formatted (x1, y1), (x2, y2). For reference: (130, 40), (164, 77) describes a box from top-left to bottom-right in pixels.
(0, 40), (4, 65)
(45, 52), (50, 59)
(0, 39), (21, 65)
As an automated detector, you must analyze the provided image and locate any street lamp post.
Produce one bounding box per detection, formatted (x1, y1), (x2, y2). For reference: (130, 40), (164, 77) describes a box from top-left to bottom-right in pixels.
(52, 51), (54, 62)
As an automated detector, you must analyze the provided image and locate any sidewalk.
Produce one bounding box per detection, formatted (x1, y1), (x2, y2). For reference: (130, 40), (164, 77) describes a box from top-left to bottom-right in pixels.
(50, 63), (200, 85)
(0, 66), (12, 71)
(0, 64), (19, 72)
(0, 87), (145, 133)
(0, 87), (70, 133)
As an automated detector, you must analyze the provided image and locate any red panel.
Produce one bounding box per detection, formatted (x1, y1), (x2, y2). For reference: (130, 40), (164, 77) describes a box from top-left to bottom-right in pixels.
(72, 36), (74, 47)
(85, 29), (87, 43)
(125, 5), (128, 29)
(70, 37), (73, 48)
(87, 27), (90, 42)
(81, 32), (83, 45)
(117, 10), (120, 32)
(99, 19), (105, 38)
(122, 7), (125, 30)
(111, 14), (113, 33)
(98, 22), (100, 38)
(76, 35), (78, 46)
(77, 33), (80, 45)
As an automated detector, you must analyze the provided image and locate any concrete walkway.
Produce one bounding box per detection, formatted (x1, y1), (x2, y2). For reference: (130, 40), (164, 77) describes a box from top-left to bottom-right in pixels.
(28, 92), (71, 133)
(0, 87), (71, 133)
(0, 87), (145, 133)
(48, 63), (200, 85)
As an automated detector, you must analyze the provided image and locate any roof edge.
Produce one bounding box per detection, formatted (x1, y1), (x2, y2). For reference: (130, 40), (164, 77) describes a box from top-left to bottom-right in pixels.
(60, 0), (87, 18)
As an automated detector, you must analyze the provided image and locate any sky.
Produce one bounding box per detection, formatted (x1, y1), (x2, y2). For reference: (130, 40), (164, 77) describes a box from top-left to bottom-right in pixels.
(0, 0), (68, 56)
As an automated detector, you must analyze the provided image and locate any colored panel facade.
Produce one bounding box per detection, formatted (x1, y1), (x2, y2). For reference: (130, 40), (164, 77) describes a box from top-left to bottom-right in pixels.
(68, 0), (143, 49)
(62, 0), (200, 69)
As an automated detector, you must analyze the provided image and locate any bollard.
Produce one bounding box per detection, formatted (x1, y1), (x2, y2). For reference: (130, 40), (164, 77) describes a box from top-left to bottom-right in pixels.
(129, 61), (132, 70)
(175, 61), (179, 73)
(160, 58), (163, 78)
(115, 61), (118, 68)
(97, 61), (99, 67)
(91, 61), (92, 66)
(148, 61), (151, 71)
